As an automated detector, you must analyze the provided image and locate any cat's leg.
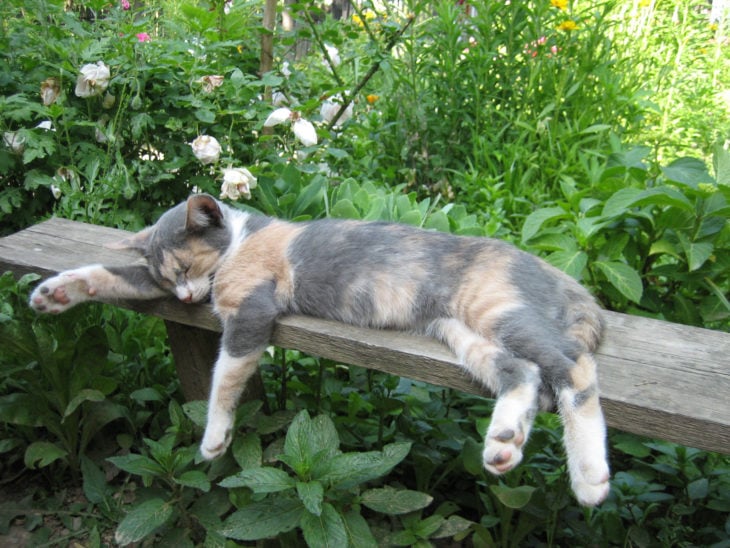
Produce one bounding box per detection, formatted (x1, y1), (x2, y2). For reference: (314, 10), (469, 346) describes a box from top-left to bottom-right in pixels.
(30, 264), (166, 313)
(200, 348), (263, 459)
(556, 353), (610, 506)
(429, 318), (541, 474)
(201, 280), (280, 459)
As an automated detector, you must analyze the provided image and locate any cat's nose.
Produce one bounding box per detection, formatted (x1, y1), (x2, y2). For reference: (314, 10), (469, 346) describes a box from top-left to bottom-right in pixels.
(181, 294), (193, 303)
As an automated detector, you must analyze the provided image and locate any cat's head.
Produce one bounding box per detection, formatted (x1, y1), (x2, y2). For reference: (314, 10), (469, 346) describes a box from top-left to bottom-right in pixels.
(113, 194), (230, 303)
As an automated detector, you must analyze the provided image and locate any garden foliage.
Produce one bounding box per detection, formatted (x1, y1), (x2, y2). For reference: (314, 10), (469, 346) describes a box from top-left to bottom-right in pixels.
(1, 0), (729, 545)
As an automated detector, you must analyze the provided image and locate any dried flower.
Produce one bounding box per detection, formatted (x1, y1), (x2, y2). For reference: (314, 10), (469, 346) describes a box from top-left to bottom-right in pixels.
(190, 135), (221, 164)
(196, 75), (224, 93)
(75, 61), (111, 98)
(40, 77), (61, 106)
(264, 108), (318, 146)
(220, 166), (257, 200)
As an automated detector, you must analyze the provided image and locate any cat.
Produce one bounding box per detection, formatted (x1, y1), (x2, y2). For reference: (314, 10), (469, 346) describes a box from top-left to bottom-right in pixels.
(29, 193), (610, 506)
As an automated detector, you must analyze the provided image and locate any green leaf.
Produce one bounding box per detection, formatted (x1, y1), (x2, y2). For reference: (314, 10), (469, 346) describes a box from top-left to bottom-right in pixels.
(174, 470), (211, 492)
(432, 515), (474, 539)
(24, 441), (68, 469)
(341, 509), (378, 548)
(330, 199), (361, 219)
(521, 207), (567, 244)
(81, 456), (110, 504)
(232, 432), (262, 470)
(546, 250), (588, 280)
(182, 400), (208, 428)
(115, 498), (174, 546)
(490, 484), (535, 509)
(63, 388), (106, 420)
(220, 497), (303, 540)
(687, 478), (709, 500)
(661, 157), (712, 188)
(713, 143), (730, 186)
(301, 503), (348, 548)
(283, 411), (340, 474)
(219, 466), (296, 493)
(602, 187), (693, 218)
(594, 261), (643, 303)
(297, 481), (324, 516)
(361, 487), (433, 515)
(318, 441), (412, 489)
(677, 233), (714, 272)
(107, 453), (165, 477)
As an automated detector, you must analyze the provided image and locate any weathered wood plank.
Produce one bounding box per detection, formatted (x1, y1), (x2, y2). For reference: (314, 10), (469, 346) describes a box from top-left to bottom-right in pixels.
(2, 218), (729, 454)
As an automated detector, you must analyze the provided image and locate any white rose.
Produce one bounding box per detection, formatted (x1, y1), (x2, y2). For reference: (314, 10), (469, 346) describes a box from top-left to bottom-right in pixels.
(220, 167), (257, 200)
(40, 77), (60, 106)
(292, 118), (317, 146)
(264, 107), (293, 127)
(75, 61), (111, 98)
(190, 135), (221, 165)
(3, 131), (25, 154)
(320, 97), (353, 127)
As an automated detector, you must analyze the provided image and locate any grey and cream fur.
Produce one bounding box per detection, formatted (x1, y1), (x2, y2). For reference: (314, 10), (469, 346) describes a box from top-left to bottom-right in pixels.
(30, 194), (610, 506)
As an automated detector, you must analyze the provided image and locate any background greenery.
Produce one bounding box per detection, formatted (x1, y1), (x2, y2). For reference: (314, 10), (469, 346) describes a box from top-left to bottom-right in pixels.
(1, 0), (729, 545)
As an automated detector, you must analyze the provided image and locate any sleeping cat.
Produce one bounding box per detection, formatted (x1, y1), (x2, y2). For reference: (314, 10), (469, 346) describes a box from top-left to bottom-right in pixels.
(29, 194), (610, 506)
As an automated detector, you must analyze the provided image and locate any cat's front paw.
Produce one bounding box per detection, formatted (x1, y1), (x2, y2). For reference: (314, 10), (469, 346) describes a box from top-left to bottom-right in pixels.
(482, 427), (526, 475)
(29, 269), (96, 314)
(200, 416), (233, 460)
(571, 459), (610, 506)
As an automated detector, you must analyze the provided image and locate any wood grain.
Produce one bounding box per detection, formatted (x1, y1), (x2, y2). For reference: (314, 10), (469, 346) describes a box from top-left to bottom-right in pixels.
(2, 218), (729, 454)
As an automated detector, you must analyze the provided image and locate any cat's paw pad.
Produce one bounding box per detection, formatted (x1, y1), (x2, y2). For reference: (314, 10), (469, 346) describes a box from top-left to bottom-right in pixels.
(29, 271), (94, 314)
(200, 422), (233, 460)
(572, 460), (610, 506)
(483, 428), (525, 475)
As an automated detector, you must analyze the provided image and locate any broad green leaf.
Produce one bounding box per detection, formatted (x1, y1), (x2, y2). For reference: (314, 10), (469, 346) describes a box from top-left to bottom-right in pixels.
(318, 441), (412, 489)
(301, 503), (348, 548)
(174, 470), (211, 492)
(283, 411), (339, 473)
(687, 478), (709, 500)
(546, 250), (588, 280)
(602, 187), (693, 218)
(232, 432), (262, 470)
(297, 481), (324, 516)
(0, 393), (45, 427)
(115, 498), (174, 546)
(182, 400), (207, 428)
(713, 143), (730, 186)
(219, 466), (295, 493)
(677, 233), (714, 272)
(521, 207), (567, 244)
(331, 199), (361, 219)
(107, 453), (165, 477)
(490, 484), (535, 509)
(594, 261), (643, 303)
(661, 157), (712, 188)
(432, 515), (474, 539)
(63, 388), (105, 420)
(341, 509), (378, 548)
(413, 514), (445, 537)
(361, 487), (433, 515)
(24, 441), (68, 469)
(220, 497), (303, 540)
(81, 456), (110, 504)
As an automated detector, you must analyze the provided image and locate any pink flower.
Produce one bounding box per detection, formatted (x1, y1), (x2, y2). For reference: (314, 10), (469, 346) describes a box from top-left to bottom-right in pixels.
(136, 32), (151, 42)
(121, 0), (130, 9)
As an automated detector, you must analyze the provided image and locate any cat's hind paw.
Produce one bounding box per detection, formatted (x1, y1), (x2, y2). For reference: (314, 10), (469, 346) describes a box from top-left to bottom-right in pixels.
(200, 419), (233, 460)
(29, 268), (98, 314)
(571, 460), (610, 506)
(482, 428), (526, 475)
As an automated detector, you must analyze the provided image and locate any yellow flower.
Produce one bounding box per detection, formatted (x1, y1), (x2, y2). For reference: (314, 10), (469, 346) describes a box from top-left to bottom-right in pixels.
(557, 20), (579, 31)
(366, 94), (379, 105)
(551, 0), (568, 10)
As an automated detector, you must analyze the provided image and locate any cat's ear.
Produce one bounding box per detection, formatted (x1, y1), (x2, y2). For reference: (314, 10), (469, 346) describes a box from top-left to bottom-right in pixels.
(105, 227), (154, 252)
(186, 194), (223, 231)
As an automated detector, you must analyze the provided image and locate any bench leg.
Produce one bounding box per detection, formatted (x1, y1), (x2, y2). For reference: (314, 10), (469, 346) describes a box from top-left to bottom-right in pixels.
(164, 321), (264, 403)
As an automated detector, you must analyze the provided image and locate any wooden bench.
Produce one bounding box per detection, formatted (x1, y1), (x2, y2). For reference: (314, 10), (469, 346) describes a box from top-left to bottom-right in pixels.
(1, 217), (729, 455)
